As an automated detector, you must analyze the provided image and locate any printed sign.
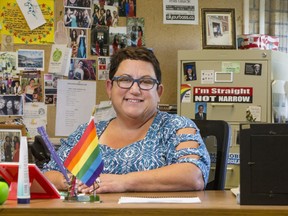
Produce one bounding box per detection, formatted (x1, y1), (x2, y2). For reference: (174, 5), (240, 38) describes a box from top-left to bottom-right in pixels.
(193, 87), (253, 103)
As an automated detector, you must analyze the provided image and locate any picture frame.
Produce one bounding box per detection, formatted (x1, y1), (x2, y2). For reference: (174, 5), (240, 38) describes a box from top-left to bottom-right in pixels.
(0, 124), (26, 162)
(183, 62), (197, 81)
(201, 8), (236, 49)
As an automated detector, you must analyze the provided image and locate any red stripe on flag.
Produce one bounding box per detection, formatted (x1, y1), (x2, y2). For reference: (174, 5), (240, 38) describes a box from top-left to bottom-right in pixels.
(64, 121), (96, 169)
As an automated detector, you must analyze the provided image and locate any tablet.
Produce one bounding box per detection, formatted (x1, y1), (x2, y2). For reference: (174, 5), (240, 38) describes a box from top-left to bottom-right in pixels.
(0, 162), (60, 200)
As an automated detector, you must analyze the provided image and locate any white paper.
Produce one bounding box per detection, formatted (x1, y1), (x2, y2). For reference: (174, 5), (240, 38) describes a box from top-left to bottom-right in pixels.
(118, 196), (201, 204)
(163, 0), (198, 25)
(16, 0), (46, 30)
(48, 45), (72, 76)
(55, 80), (96, 136)
(95, 101), (116, 123)
(23, 102), (47, 138)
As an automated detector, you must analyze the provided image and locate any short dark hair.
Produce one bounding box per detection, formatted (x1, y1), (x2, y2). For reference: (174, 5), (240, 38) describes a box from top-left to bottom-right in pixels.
(109, 47), (162, 84)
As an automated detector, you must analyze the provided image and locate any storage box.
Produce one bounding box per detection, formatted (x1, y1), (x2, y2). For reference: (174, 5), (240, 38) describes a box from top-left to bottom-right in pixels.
(237, 34), (279, 50)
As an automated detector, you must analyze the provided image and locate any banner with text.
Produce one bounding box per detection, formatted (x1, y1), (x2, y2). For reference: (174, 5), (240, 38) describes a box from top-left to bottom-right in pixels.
(193, 87), (253, 103)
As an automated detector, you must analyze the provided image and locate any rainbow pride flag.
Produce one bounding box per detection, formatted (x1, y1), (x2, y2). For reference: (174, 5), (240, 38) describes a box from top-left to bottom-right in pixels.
(64, 118), (104, 187)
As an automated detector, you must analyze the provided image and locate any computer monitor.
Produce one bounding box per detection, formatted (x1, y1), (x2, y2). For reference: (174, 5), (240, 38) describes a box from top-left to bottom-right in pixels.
(240, 123), (288, 205)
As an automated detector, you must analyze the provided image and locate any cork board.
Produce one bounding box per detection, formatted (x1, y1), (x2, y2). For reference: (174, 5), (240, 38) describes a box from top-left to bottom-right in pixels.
(5, 0), (243, 137)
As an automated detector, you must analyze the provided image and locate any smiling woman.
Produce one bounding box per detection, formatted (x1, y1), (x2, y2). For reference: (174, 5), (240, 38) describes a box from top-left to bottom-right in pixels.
(42, 47), (210, 195)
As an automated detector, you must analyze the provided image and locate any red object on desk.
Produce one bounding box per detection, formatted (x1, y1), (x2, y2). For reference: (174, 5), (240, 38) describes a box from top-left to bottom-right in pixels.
(0, 162), (60, 200)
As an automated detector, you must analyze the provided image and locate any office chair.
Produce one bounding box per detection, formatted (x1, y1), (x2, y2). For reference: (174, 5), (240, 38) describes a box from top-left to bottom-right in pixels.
(192, 119), (231, 190)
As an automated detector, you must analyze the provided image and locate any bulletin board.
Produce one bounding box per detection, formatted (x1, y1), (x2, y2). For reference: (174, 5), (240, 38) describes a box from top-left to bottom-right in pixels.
(1, 0), (243, 138)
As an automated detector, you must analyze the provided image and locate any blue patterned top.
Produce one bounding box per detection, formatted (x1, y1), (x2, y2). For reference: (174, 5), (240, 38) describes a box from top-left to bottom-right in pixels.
(42, 111), (211, 186)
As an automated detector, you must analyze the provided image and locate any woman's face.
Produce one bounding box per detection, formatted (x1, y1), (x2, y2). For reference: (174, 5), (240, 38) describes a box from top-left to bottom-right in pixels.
(106, 59), (163, 120)
(6, 100), (12, 109)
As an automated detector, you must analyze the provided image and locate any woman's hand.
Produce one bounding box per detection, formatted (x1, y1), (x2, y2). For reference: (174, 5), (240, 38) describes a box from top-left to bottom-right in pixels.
(43, 171), (72, 191)
(77, 174), (129, 194)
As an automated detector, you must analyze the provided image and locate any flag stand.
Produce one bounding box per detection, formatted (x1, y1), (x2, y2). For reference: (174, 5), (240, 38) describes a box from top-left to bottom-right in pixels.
(63, 176), (101, 203)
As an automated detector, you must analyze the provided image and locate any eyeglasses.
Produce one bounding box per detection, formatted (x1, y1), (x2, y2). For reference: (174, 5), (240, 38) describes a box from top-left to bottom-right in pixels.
(112, 75), (159, 90)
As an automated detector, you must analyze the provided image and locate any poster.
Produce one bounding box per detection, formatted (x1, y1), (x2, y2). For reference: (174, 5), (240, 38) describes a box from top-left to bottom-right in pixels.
(0, 0), (54, 44)
(163, 0), (198, 25)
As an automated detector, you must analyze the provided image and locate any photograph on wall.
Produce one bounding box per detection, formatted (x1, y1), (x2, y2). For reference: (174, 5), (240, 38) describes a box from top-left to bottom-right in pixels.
(17, 49), (44, 71)
(68, 28), (88, 59)
(1, 35), (14, 52)
(91, 25), (109, 56)
(64, 0), (91, 7)
(44, 74), (63, 105)
(118, 0), (136, 17)
(68, 59), (97, 80)
(0, 52), (18, 79)
(244, 63), (262, 76)
(98, 56), (111, 80)
(183, 62), (196, 81)
(0, 78), (22, 95)
(194, 102), (207, 120)
(109, 27), (127, 56)
(0, 95), (23, 116)
(127, 17), (145, 47)
(64, 7), (92, 28)
(21, 71), (42, 103)
(91, 4), (119, 28)
(0, 129), (22, 162)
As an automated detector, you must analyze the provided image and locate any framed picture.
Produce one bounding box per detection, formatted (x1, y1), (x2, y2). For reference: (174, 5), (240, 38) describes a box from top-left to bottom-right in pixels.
(183, 62), (197, 81)
(0, 124), (26, 162)
(201, 8), (236, 49)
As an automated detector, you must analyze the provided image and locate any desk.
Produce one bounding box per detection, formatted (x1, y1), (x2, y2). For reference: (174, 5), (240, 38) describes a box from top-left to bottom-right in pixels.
(1, 191), (288, 216)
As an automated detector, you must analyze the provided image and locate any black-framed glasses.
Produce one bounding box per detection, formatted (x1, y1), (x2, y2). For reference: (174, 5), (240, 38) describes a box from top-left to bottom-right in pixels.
(112, 75), (159, 90)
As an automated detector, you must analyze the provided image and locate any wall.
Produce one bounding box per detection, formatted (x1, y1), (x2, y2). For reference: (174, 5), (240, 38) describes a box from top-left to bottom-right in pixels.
(3, 0), (244, 137)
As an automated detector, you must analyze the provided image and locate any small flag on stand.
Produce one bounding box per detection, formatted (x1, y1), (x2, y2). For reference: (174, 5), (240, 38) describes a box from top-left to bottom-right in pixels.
(64, 118), (104, 187)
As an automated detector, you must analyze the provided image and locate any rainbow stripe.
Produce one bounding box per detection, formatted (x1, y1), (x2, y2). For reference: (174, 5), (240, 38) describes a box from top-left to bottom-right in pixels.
(180, 84), (191, 101)
(64, 119), (104, 186)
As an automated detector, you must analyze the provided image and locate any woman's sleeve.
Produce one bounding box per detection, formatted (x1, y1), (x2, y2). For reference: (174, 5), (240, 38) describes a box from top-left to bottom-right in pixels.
(164, 116), (211, 186)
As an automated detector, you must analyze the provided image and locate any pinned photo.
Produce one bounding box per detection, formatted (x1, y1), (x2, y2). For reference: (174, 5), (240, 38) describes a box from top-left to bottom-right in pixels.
(183, 62), (196, 81)
(245, 63), (262, 76)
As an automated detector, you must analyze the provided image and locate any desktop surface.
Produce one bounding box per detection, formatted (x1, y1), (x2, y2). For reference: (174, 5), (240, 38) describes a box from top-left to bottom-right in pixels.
(1, 191), (288, 216)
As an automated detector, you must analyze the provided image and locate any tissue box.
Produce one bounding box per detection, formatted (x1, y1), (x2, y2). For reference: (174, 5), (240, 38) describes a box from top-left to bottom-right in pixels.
(237, 34), (279, 50)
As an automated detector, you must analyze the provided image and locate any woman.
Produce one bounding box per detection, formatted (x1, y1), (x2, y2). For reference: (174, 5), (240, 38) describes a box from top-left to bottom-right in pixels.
(4, 136), (12, 162)
(82, 9), (91, 28)
(112, 10), (119, 27)
(64, 8), (72, 27)
(13, 81), (22, 94)
(24, 78), (39, 102)
(6, 99), (13, 115)
(73, 60), (84, 80)
(12, 136), (20, 162)
(70, 9), (78, 28)
(0, 83), (6, 94)
(137, 26), (143, 47)
(76, 29), (86, 58)
(70, 29), (78, 58)
(106, 9), (112, 27)
(43, 47), (210, 193)
(92, 5), (100, 29)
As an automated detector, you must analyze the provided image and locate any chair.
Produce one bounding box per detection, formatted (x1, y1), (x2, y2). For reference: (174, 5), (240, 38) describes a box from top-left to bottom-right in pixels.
(192, 119), (231, 190)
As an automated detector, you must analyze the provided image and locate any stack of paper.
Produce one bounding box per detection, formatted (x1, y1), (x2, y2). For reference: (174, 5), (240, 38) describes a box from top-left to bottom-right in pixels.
(118, 196), (201, 204)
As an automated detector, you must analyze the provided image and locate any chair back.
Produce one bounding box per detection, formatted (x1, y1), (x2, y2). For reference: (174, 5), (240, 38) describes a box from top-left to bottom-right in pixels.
(192, 119), (231, 190)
